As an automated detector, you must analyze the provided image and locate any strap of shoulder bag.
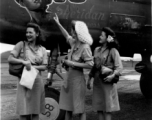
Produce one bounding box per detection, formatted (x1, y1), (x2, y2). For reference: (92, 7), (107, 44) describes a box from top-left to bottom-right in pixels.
(103, 49), (111, 66)
(22, 41), (26, 60)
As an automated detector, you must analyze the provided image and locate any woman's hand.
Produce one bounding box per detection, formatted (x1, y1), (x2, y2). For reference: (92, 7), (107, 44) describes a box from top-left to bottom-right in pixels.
(103, 74), (115, 83)
(22, 60), (31, 71)
(53, 13), (60, 24)
(32, 65), (47, 71)
(35, 57), (42, 65)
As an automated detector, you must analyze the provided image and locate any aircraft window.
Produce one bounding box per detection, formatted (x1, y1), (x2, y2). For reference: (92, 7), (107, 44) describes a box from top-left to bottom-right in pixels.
(114, 0), (150, 4)
(54, 0), (66, 2)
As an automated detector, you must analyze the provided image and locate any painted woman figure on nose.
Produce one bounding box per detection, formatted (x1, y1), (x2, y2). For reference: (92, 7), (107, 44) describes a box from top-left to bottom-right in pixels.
(14, 0), (87, 24)
(15, 0), (51, 23)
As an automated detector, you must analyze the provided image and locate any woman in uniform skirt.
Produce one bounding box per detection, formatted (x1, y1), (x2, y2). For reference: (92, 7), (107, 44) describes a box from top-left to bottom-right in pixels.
(54, 14), (94, 120)
(8, 23), (47, 120)
(87, 27), (123, 120)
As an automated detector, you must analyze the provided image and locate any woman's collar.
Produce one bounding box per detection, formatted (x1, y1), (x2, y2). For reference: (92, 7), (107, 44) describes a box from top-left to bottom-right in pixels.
(98, 46), (108, 53)
(74, 41), (81, 50)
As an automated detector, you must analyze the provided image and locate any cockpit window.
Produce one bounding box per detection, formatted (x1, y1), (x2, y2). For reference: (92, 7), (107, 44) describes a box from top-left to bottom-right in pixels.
(114, 0), (150, 4)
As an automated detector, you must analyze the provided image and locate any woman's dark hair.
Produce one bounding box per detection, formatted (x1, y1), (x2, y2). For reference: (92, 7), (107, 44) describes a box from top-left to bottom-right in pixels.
(26, 22), (45, 45)
(102, 27), (119, 50)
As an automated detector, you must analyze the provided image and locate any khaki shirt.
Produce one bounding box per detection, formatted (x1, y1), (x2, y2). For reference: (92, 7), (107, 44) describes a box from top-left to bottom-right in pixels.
(91, 47), (123, 76)
(11, 41), (47, 65)
(67, 36), (94, 67)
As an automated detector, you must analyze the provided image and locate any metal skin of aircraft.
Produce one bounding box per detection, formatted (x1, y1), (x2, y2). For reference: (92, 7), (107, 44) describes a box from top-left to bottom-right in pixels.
(0, 0), (151, 97)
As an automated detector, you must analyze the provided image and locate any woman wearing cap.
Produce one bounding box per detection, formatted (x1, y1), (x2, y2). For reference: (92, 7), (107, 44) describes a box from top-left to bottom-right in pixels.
(8, 23), (47, 120)
(54, 14), (93, 120)
(87, 27), (123, 120)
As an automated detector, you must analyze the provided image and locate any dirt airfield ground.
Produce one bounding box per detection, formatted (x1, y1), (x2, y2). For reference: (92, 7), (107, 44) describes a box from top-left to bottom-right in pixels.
(1, 61), (152, 120)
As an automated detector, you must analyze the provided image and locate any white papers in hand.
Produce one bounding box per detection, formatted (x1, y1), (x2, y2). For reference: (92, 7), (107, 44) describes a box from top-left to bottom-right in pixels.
(20, 66), (39, 89)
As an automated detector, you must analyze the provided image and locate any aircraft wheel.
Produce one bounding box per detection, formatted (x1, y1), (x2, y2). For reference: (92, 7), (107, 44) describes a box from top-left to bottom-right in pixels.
(140, 73), (152, 99)
(40, 87), (66, 120)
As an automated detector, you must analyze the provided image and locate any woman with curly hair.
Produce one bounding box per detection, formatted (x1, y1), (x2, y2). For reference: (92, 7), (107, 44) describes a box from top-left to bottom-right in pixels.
(87, 27), (123, 120)
(8, 22), (47, 120)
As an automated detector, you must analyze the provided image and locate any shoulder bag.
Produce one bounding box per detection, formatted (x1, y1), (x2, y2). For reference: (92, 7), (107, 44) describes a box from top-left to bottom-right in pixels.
(101, 49), (119, 84)
(9, 41), (26, 78)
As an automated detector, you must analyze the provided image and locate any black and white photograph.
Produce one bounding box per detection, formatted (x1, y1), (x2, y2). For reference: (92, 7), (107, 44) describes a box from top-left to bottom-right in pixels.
(0, 0), (152, 120)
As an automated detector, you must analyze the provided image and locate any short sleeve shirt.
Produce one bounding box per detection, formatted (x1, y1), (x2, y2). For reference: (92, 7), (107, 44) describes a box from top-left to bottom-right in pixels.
(67, 36), (94, 66)
(94, 47), (123, 75)
(11, 41), (48, 65)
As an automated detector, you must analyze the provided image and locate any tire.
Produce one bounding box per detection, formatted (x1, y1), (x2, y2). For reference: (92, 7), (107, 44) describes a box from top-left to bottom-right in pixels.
(140, 73), (152, 99)
(39, 87), (66, 120)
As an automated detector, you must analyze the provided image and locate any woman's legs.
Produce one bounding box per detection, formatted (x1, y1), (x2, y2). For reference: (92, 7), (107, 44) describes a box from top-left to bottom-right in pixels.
(65, 111), (73, 120)
(79, 113), (86, 120)
(19, 114), (39, 120)
(19, 115), (31, 120)
(98, 111), (104, 120)
(31, 114), (39, 120)
(97, 111), (112, 120)
(65, 111), (86, 120)
(104, 112), (111, 120)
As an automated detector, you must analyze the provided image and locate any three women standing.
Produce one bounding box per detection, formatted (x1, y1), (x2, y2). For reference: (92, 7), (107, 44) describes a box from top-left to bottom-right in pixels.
(87, 27), (123, 120)
(8, 13), (122, 120)
(54, 14), (94, 120)
(8, 23), (48, 120)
